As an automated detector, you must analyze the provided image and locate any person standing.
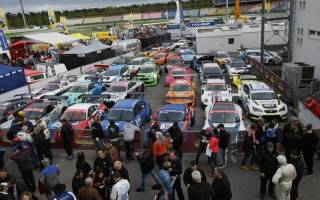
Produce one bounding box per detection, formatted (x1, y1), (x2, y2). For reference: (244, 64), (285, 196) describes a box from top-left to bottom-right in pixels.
(282, 126), (303, 162)
(153, 132), (169, 169)
(76, 152), (92, 178)
(93, 171), (108, 200)
(93, 149), (112, 178)
(53, 183), (77, 200)
(123, 122), (140, 161)
(208, 135), (220, 172)
(78, 177), (102, 200)
(71, 170), (85, 198)
(215, 124), (230, 168)
(289, 150), (304, 200)
(211, 169), (232, 200)
(107, 120), (120, 157)
(195, 128), (213, 164)
(40, 158), (60, 199)
(259, 142), (278, 199)
(272, 155), (297, 200)
(91, 118), (105, 149)
(168, 151), (184, 200)
(302, 124), (319, 176)
(105, 140), (120, 164)
(148, 119), (161, 145)
(112, 161), (130, 182)
(60, 119), (74, 160)
(188, 170), (214, 200)
(265, 118), (282, 151)
(282, 117), (303, 137)
(183, 160), (206, 188)
(168, 122), (183, 159)
(136, 145), (155, 192)
(241, 125), (258, 171)
(0, 182), (12, 200)
(158, 161), (176, 200)
(110, 172), (130, 200)
(33, 121), (53, 167)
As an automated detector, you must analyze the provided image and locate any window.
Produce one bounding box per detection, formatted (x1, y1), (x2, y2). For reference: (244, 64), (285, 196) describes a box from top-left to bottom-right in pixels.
(228, 38), (234, 44)
(301, 28), (304, 36)
(297, 28), (300, 35)
(309, 30), (320, 40)
(299, 1), (306, 10)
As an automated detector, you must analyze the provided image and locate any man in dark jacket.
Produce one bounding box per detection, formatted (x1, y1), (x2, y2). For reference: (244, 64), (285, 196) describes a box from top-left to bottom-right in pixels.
(168, 122), (183, 159)
(107, 120), (120, 156)
(282, 117), (303, 137)
(183, 160), (206, 188)
(0, 182), (13, 200)
(91, 118), (105, 149)
(215, 124), (230, 168)
(289, 149), (304, 200)
(282, 129), (303, 161)
(188, 170), (214, 200)
(211, 169), (232, 200)
(168, 151), (184, 200)
(195, 127), (213, 164)
(60, 119), (74, 160)
(259, 142), (278, 199)
(302, 124), (319, 176)
(93, 149), (112, 177)
(10, 145), (36, 193)
(136, 145), (155, 192)
(148, 120), (161, 144)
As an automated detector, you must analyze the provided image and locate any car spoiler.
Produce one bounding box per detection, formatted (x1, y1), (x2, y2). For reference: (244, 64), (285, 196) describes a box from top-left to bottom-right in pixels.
(40, 95), (69, 101)
(13, 93), (33, 99)
(79, 94), (112, 103)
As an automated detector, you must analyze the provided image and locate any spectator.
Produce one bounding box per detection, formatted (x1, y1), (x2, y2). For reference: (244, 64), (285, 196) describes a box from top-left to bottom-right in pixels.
(20, 191), (34, 200)
(153, 131), (169, 169)
(272, 155), (297, 200)
(78, 177), (102, 200)
(113, 161), (130, 182)
(148, 119), (161, 144)
(33, 121), (53, 167)
(10, 145), (36, 193)
(107, 120), (120, 156)
(183, 160), (206, 188)
(265, 118), (282, 151)
(105, 140), (120, 164)
(93, 171), (108, 200)
(282, 126), (303, 161)
(123, 122), (140, 161)
(0, 182), (12, 200)
(289, 150), (304, 200)
(241, 125), (258, 171)
(167, 151), (184, 200)
(195, 128), (213, 164)
(60, 119), (74, 160)
(188, 170), (214, 200)
(110, 172), (130, 200)
(216, 124), (230, 168)
(168, 122), (184, 159)
(282, 117), (303, 137)
(136, 145), (155, 192)
(208, 135), (219, 172)
(0, 146), (4, 168)
(211, 169), (232, 200)
(259, 142), (278, 199)
(158, 161), (176, 200)
(39, 158), (60, 199)
(93, 149), (112, 177)
(71, 170), (85, 198)
(91, 118), (105, 149)
(53, 183), (76, 200)
(76, 152), (92, 178)
(302, 124), (319, 176)
(152, 183), (165, 200)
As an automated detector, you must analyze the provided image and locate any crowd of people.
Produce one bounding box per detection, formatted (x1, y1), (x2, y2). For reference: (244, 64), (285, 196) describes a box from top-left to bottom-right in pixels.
(0, 109), (319, 200)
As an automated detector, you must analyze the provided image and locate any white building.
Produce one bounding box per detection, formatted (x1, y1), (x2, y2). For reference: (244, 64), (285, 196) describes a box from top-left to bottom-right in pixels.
(195, 23), (288, 53)
(292, 0), (320, 79)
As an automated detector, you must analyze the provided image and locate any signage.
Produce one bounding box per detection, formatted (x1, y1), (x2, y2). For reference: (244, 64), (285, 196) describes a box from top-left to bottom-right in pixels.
(0, 9), (8, 31)
(186, 21), (215, 28)
(0, 29), (9, 52)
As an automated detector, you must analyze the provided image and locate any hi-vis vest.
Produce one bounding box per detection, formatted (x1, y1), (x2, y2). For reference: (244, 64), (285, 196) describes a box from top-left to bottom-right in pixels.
(115, 179), (130, 200)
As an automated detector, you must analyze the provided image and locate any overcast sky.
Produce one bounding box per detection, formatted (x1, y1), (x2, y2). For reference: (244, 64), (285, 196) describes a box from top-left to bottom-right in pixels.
(1, 0), (172, 13)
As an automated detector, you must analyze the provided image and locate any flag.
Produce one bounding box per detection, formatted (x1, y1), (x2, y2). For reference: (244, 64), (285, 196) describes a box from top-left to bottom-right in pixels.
(47, 9), (56, 29)
(0, 9), (8, 31)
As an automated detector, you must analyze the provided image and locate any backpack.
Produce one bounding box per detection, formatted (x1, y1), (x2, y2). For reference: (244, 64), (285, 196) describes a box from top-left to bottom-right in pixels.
(266, 127), (277, 138)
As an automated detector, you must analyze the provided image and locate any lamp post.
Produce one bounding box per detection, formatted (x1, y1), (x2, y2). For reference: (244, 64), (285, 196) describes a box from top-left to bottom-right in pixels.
(18, 0), (27, 29)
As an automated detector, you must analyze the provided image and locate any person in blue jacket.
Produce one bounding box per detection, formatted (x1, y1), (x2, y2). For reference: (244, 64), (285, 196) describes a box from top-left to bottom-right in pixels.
(53, 183), (77, 200)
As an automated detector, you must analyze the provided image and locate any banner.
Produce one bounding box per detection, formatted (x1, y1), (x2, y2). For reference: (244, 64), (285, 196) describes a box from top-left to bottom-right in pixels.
(0, 29), (9, 52)
(0, 9), (8, 31)
(59, 16), (68, 34)
(47, 9), (56, 29)
(186, 21), (215, 28)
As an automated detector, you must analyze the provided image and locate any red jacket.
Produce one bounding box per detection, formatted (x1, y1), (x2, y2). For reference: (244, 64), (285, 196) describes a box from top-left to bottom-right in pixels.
(209, 137), (220, 153)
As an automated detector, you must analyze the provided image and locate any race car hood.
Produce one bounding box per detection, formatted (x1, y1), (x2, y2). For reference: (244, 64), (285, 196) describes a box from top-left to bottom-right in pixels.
(137, 72), (155, 79)
(253, 99), (279, 108)
(181, 54), (194, 61)
(103, 76), (119, 82)
(104, 92), (126, 102)
(166, 91), (194, 97)
(159, 121), (184, 133)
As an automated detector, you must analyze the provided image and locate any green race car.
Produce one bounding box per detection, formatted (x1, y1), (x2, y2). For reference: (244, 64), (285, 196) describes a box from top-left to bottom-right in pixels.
(135, 63), (161, 86)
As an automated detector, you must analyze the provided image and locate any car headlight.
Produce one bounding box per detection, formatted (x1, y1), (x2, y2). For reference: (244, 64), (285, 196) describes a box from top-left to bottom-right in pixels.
(279, 106), (286, 112)
(253, 107), (263, 113)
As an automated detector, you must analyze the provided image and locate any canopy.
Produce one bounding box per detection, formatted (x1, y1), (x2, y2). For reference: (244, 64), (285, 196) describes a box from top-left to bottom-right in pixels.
(0, 64), (27, 94)
(63, 41), (111, 55)
(22, 32), (79, 45)
(70, 33), (91, 41)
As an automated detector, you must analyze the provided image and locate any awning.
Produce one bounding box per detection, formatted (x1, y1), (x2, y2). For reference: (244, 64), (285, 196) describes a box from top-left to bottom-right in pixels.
(22, 32), (79, 45)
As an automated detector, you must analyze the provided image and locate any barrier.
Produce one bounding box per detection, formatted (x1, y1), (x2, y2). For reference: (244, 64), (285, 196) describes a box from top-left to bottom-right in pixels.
(246, 56), (294, 102)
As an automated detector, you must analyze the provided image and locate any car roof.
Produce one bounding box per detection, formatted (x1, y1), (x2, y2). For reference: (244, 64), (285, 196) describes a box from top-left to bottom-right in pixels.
(172, 79), (191, 85)
(246, 81), (272, 91)
(211, 102), (236, 111)
(160, 104), (186, 112)
(113, 99), (139, 110)
(203, 63), (220, 68)
(207, 79), (225, 84)
(67, 103), (96, 110)
(109, 64), (127, 70)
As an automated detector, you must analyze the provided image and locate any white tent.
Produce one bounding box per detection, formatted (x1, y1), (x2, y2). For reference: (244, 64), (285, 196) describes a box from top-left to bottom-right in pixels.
(22, 32), (79, 45)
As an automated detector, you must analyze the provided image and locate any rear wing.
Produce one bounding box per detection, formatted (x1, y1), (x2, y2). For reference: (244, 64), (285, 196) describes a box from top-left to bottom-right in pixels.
(13, 93), (33, 99)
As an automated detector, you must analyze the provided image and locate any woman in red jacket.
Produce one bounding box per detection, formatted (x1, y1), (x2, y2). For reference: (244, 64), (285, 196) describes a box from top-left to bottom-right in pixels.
(208, 135), (220, 172)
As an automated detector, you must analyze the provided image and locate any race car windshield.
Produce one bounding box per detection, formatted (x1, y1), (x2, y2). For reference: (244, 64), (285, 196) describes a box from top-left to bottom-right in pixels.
(108, 86), (127, 92)
(171, 71), (186, 76)
(107, 109), (133, 122)
(24, 110), (44, 120)
(216, 52), (230, 58)
(182, 50), (194, 55)
(69, 85), (87, 93)
(139, 67), (155, 73)
(204, 67), (221, 74)
(105, 69), (120, 76)
(44, 84), (60, 90)
(171, 85), (191, 91)
(62, 111), (86, 123)
(168, 59), (181, 65)
(209, 112), (239, 123)
(231, 62), (245, 68)
(130, 60), (141, 65)
(206, 85), (227, 91)
(251, 92), (276, 100)
(158, 111), (184, 122)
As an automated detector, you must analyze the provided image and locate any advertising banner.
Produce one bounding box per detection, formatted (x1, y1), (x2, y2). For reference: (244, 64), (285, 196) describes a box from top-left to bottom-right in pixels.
(48, 9), (56, 29)
(0, 9), (8, 31)
(186, 21), (215, 27)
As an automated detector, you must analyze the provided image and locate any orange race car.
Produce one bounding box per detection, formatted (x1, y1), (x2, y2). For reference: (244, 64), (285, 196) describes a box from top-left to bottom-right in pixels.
(154, 52), (169, 65)
(165, 79), (196, 107)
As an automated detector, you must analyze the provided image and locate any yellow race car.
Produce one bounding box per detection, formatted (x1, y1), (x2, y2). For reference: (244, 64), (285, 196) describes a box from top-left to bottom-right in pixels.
(232, 74), (257, 90)
(214, 51), (231, 67)
(165, 79), (196, 107)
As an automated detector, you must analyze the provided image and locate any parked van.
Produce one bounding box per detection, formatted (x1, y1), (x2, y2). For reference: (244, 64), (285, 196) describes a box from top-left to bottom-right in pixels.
(112, 39), (141, 53)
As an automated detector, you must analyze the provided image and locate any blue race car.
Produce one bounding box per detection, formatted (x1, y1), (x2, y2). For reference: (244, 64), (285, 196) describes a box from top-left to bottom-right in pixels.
(156, 104), (195, 133)
(101, 99), (152, 132)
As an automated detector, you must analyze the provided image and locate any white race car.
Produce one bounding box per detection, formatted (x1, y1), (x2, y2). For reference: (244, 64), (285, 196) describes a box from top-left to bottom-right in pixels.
(239, 81), (288, 120)
(101, 64), (130, 83)
(32, 80), (70, 99)
(201, 79), (232, 108)
(102, 81), (145, 103)
(127, 57), (150, 73)
(203, 101), (246, 132)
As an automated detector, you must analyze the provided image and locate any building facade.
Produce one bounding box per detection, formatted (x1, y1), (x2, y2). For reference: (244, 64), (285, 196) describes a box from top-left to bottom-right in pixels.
(292, 0), (320, 79)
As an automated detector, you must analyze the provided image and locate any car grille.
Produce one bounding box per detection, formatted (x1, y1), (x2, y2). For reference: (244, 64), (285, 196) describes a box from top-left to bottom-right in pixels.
(265, 110), (277, 113)
(166, 97), (193, 101)
(263, 104), (276, 108)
